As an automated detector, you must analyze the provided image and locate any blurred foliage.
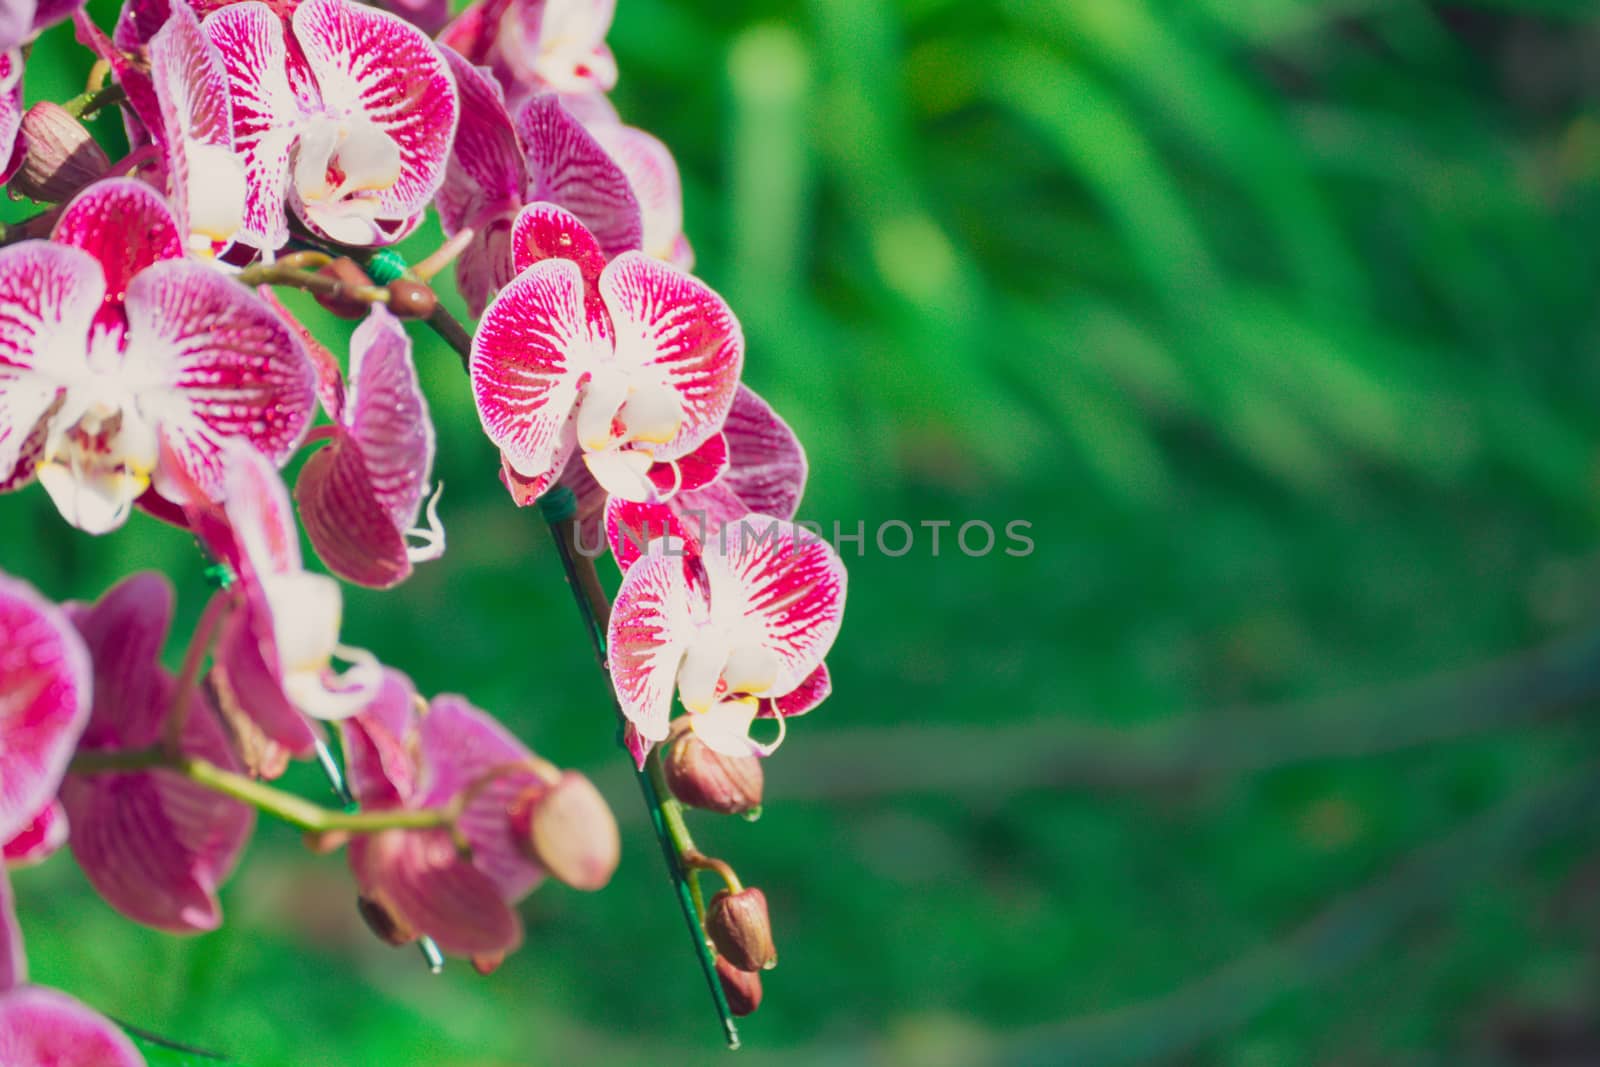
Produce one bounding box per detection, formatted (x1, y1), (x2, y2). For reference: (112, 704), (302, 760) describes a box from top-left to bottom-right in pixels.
(10, 0), (1600, 1064)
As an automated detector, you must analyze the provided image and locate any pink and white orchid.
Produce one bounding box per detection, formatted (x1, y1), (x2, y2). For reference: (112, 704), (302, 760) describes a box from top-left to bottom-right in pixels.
(585, 120), (693, 270)
(294, 305), (443, 589)
(606, 516), (845, 764)
(202, 0), (460, 249)
(440, 0), (615, 110)
(471, 206), (742, 504)
(0, 570), (90, 847)
(60, 572), (255, 933)
(0, 874), (145, 1067)
(194, 440), (381, 759)
(435, 55), (640, 316)
(0, 179), (315, 533)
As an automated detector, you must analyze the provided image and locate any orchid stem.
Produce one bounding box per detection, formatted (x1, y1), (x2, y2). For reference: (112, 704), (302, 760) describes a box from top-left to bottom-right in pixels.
(63, 81), (125, 119)
(544, 507), (742, 1050)
(69, 749), (452, 835)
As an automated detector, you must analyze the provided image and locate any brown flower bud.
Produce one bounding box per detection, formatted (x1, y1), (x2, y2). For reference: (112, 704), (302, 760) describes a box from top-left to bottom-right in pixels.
(356, 895), (415, 947)
(11, 103), (109, 202)
(715, 955), (763, 1017)
(663, 731), (764, 815)
(511, 771), (620, 891)
(314, 258), (376, 319)
(386, 278), (437, 319)
(705, 887), (776, 972)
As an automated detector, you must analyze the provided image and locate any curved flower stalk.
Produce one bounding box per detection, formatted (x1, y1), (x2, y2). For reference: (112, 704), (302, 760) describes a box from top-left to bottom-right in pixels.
(340, 671), (618, 968)
(0, 179), (316, 533)
(440, 0), (615, 110)
(189, 440), (381, 760)
(0, 571), (91, 847)
(471, 209), (743, 504)
(201, 0), (460, 249)
(60, 573), (254, 933)
(295, 306), (444, 588)
(436, 52), (640, 316)
(607, 516), (845, 763)
(0, 874), (145, 1067)
(605, 385), (808, 570)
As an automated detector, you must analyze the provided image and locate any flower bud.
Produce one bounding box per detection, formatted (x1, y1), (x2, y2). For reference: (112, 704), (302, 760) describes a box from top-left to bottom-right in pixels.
(510, 772), (620, 891)
(11, 103), (110, 202)
(663, 731), (764, 815)
(386, 278), (438, 320)
(705, 887), (776, 972)
(356, 895), (415, 946)
(714, 955), (763, 1017)
(315, 258), (376, 319)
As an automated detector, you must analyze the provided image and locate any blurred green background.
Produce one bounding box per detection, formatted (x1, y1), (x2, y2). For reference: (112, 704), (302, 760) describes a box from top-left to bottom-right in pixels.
(13, 0), (1600, 1063)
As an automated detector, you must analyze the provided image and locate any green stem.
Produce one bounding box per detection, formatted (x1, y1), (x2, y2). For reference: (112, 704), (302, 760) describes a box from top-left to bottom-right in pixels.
(69, 750), (452, 835)
(544, 507), (742, 1050)
(62, 82), (126, 119)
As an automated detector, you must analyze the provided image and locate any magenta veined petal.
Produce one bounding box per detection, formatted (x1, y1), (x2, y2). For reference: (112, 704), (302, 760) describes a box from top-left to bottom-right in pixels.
(435, 48), (522, 236)
(201, 1), (303, 250)
(647, 430), (728, 499)
(339, 668), (421, 809)
(125, 260), (316, 507)
(0, 987), (146, 1067)
(764, 661), (830, 719)
(471, 257), (597, 489)
(710, 385), (808, 521)
(508, 201), (606, 292)
(516, 94), (641, 259)
(606, 544), (700, 759)
(503, 0), (616, 95)
(0, 571), (91, 845)
(149, 1), (241, 251)
(291, 0), (460, 223)
(52, 179), (182, 319)
(0, 52), (21, 187)
(298, 307), (439, 588)
(348, 828), (522, 957)
(417, 695), (546, 902)
(586, 122), (689, 267)
(61, 573), (254, 933)
(0, 241), (104, 488)
(598, 252), (744, 463)
(605, 497), (693, 573)
(702, 515), (847, 700)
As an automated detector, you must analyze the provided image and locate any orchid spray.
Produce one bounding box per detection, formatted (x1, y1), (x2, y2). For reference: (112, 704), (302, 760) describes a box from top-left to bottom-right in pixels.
(0, 0), (846, 1058)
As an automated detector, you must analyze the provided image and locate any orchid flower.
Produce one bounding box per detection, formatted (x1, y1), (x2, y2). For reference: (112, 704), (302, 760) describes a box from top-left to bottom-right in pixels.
(194, 440), (381, 760)
(294, 305), (443, 589)
(201, 0), (459, 249)
(0, 179), (316, 533)
(0, 570), (90, 847)
(340, 672), (617, 965)
(436, 54), (640, 316)
(59, 573), (254, 933)
(606, 515), (845, 764)
(440, 0), (615, 110)
(0, 873), (145, 1067)
(605, 384), (808, 569)
(471, 205), (742, 504)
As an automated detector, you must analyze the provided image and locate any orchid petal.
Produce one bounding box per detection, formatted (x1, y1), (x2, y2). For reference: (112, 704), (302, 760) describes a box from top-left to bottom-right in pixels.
(587, 123), (687, 264)
(0, 987), (145, 1067)
(348, 828), (521, 956)
(338, 668), (421, 808)
(765, 661), (831, 718)
(202, 1), (303, 250)
(435, 49), (523, 238)
(471, 258), (596, 488)
(0, 242), (102, 487)
(508, 200), (606, 284)
(598, 252), (743, 462)
(517, 94), (640, 258)
(60, 572), (172, 749)
(714, 385), (808, 520)
(126, 261), (315, 506)
(418, 696), (546, 901)
(605, 497), (691, 572)
(606, 545), (699, 755)
(702, 515), (846, 700)
(149, 2), (239, 248)
(0, 572), (91, 845)
(650, 430), (727, 498)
